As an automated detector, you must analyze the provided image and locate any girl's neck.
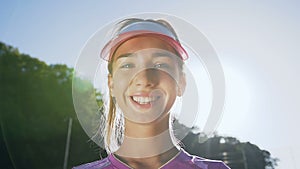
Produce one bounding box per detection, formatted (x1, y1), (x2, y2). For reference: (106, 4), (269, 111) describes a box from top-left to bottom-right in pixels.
(115, 113), (177, 159)
(124, 113), (170, 138)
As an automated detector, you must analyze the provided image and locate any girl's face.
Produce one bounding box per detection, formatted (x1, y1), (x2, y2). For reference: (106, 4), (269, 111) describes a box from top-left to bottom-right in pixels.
(108, 36), (185, 124)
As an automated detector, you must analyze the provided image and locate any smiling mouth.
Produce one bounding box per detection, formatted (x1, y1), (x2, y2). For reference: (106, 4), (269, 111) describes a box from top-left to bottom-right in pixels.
(131, 96), (160, 105)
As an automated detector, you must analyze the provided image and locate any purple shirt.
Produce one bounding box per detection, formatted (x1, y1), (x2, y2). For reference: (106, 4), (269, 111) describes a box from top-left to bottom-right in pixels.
(73, 149), (230, 169)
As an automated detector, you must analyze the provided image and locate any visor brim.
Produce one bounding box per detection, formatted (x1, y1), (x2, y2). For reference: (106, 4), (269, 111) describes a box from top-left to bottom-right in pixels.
(100, 31), (188, 61)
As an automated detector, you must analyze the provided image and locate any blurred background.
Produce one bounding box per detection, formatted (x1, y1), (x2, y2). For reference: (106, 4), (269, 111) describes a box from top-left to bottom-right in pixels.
(0, 0), (299, 169)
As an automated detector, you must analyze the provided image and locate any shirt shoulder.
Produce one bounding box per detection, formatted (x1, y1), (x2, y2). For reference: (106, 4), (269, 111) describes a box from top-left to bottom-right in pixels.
(72, 157), (113, 169)
(178, 149), (231, 169)
(193, 157), (230, 169)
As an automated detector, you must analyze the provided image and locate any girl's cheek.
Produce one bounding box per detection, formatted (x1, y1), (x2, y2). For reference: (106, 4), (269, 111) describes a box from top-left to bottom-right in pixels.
(113, 71), (134, 89)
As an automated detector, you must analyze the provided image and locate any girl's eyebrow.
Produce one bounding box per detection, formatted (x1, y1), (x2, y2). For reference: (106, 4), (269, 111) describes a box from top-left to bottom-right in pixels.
(116, 53), (136, 60)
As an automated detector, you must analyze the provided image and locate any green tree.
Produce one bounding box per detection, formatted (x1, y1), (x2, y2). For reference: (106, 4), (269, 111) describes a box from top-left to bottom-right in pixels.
(0, 42), (100, 169)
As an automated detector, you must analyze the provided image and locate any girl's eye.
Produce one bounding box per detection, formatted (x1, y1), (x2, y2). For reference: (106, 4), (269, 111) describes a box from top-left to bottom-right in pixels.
(120, 63), (135, 69)
(154, 63), (170, 69)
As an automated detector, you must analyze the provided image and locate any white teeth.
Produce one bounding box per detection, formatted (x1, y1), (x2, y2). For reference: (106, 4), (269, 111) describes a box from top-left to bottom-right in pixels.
(132, 96), (157, 104)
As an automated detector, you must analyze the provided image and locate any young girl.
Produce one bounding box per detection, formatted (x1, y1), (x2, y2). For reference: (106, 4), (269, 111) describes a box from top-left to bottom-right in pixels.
(73, 18), (230, 169)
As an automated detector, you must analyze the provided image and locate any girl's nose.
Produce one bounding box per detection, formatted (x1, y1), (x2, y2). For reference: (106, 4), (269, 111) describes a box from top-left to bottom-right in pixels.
(132, 68), (159, 88)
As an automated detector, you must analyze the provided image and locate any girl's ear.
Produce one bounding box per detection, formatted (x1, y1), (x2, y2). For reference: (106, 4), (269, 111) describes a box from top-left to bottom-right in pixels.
(177, 73), (186, 97)
(108, 74), (114, 96)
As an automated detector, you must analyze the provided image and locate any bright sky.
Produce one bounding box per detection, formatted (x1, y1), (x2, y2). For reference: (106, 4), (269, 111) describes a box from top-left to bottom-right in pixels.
(1, 0), (299, 168)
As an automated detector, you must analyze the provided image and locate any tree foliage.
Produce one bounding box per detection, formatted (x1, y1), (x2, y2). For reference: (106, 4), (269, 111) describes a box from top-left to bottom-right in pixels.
(0, 42), (99, 169)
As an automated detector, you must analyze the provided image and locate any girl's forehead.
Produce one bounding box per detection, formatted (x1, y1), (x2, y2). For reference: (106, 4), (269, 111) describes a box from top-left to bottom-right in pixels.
(113, 36), (178, 61)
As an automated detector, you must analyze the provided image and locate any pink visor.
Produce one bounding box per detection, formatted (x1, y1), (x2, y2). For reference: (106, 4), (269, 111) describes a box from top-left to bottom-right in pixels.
(100, 21), (188, 61)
